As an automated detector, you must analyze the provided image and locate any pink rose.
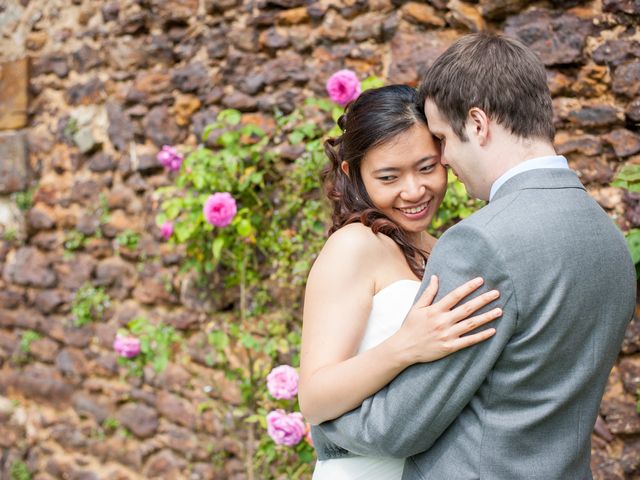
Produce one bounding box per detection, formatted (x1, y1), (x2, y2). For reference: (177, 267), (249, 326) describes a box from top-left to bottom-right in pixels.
(113, 335), (141, 358)
(266, 410), (306, 446)
(157, 145), (183, 172)
(203, 192), (237, 227)
(267, 365), (299, 400)
(160, 221), (173, 240)
(326, 69), (361, 106)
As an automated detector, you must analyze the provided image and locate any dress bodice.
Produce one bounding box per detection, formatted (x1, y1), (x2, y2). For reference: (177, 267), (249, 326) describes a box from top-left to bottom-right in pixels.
(357, 279), (421, 353)
(313, 278), (421, 480)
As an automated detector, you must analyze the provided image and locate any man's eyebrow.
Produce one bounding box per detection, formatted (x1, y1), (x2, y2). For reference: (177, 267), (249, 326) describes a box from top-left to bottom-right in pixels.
(372, 156), (438, 174)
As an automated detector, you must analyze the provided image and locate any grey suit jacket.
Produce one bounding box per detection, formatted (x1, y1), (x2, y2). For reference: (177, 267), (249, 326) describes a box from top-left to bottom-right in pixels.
(312, 168), (636, 479)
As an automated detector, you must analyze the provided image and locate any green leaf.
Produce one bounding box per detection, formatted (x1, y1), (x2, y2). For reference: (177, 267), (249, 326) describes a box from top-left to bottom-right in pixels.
(208, 330), (230, 350)
(331, 106), (344, 121)
(202, 124), (215, 141)
(626, 228), (640, 265)
(240, 124), (266, 138)
(174, 221), (197, 243)
(289, 131), (304, 145)
(236, 219), (253, 237)
(218, 109), (242, 126)
(218, 131), (238, 148)
(298, 448), (315, 463)
(361, 75), (384, 92)
(162, 199), (182, 220)
(614, 164), (640, 183)
(212, 237), (225, 260)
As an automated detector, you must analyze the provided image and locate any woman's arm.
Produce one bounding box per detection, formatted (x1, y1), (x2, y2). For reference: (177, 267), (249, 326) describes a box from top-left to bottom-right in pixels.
(299, 227), (501, 426)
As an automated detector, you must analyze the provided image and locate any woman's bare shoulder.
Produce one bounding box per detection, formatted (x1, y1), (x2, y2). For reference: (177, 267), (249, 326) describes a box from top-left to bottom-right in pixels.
(321, 223), (388, 258)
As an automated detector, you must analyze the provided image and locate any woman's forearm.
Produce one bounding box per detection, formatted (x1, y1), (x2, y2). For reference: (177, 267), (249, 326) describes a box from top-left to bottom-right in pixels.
(299, 334), (411, 425)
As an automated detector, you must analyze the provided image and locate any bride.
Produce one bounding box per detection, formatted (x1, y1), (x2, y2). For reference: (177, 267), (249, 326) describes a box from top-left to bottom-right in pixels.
(298, 85), (502, 479)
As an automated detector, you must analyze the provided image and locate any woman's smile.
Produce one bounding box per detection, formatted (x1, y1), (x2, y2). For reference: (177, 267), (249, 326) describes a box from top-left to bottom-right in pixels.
(395, 201), (431, 219)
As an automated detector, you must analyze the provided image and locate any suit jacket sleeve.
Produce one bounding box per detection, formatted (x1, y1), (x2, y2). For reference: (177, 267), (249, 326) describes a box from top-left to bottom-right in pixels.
(316, 222), (518, 458)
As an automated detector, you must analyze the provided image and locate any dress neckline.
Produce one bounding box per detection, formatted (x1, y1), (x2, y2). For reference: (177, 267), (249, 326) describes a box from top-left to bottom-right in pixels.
(373, 279), (421, 298)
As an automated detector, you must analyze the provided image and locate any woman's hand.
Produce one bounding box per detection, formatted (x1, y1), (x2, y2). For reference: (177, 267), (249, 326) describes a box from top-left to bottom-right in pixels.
(392, 275), (501, 366)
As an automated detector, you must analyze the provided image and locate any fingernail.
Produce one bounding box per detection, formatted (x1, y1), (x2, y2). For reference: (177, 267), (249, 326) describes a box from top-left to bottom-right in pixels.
(491, 290), (500, 298)
(494, 308), (502, 316)
(474, 277), (483, 285)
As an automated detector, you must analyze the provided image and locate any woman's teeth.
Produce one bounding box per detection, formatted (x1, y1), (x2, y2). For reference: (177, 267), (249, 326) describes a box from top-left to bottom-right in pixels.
(400, 203), (428, 214)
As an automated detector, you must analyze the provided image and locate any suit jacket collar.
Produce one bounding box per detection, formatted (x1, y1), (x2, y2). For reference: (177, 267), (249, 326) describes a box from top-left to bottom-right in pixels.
(490, 168), (585, 203)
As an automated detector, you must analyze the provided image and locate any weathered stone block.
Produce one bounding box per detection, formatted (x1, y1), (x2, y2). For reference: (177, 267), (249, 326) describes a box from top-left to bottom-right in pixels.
(603, 0), (640, 15)
(613, 61), (640, 98)
(3, 247), (56, 288)
(0, 131), (28, 194)
(150, 0), (198, 23)
(116, 402), (159, 438)
(402, 2), (446, 27)
(0, 59), (28, 130)
(504, 10), (592, 66)
(603, 128), (640, 158)
(156, 391), (196, 429)
(389, 30), (460, 86)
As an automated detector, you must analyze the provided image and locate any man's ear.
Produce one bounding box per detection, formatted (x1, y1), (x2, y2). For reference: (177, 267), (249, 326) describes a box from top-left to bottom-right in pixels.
(467, 107), (490, 146)
(340, 161), (349, 177)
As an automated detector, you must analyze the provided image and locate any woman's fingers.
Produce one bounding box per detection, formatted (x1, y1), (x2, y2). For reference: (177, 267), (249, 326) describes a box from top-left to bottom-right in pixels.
(435, 277), (485, 311)
(448, 326), (497, 352)
(450, 289), (500, 320)
(415, 275), (439, 308)
(450, 308), (502, 337)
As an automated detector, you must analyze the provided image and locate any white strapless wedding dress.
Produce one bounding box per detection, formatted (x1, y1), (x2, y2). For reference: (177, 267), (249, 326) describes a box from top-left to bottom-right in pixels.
(312, 279), (421, 480)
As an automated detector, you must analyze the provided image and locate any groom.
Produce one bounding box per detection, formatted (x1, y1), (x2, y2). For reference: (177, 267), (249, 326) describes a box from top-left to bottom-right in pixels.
(312, 33), (636, 478)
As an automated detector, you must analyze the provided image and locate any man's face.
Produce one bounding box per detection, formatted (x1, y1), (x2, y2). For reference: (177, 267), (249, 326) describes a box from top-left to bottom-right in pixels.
(424, 100), (483, 199)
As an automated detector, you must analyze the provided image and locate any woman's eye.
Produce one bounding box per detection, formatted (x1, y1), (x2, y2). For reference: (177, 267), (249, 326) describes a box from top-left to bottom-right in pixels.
(378, 176), (396, 182)
(421, 164), (435, 172)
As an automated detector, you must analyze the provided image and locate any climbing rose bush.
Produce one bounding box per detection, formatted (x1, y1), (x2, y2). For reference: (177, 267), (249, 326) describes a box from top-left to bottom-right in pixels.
(203, 192), (237, 227)
(157, 145), (184, 172)
(113, 335), (141, 358)
(267, 410), (306, 446)
(326, 69), (361, 106)
(267, 365), (299, 400)
(160, 221), (173, 240)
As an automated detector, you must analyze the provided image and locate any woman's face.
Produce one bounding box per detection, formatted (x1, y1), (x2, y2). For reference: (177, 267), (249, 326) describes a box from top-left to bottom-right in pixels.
(357, 123), (447, 239)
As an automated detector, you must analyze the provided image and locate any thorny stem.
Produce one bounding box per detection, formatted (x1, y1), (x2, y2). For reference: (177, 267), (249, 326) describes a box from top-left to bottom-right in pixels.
(240, 251), (256, 480)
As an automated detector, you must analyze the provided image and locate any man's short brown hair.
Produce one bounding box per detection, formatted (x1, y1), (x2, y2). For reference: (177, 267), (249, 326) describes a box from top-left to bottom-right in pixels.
(418, 33), (554, 142)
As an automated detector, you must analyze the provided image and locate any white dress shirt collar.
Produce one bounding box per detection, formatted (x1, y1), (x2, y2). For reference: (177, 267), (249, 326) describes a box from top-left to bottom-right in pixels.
(489, 155), (569, 201)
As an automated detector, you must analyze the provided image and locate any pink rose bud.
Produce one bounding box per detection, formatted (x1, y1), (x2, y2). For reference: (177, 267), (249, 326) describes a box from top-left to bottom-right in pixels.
(267, 365), (299, 400)
(113, 335), (141, 358)
(157, 145), (184, 172)
(160, 221), (173, 240)
(326, 69), (361, 106)
(266, 410), (306, 447)
(203, 192), (237, 227)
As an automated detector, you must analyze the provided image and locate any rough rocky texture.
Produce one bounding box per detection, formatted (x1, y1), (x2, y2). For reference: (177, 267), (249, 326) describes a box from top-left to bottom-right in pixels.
(0, 59), (28, 129)
(0, 0), (638, 479)
(0, 131), (29, 195)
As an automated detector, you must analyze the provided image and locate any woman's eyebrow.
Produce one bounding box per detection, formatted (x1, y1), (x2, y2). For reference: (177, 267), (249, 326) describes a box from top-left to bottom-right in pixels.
(372, 156), (438, 174)
(373, 155), (438, 173)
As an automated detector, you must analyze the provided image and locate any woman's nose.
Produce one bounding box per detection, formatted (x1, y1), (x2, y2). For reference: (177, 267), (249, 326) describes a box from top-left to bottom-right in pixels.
(400, 177), (426, 201)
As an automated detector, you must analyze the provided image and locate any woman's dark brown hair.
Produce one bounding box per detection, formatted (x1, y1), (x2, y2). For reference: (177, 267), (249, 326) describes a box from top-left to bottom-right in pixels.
(322, 84), (431, 277)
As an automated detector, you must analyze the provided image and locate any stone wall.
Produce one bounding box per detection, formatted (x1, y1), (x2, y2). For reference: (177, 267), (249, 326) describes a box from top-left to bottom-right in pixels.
(0, 0), (639, 478)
